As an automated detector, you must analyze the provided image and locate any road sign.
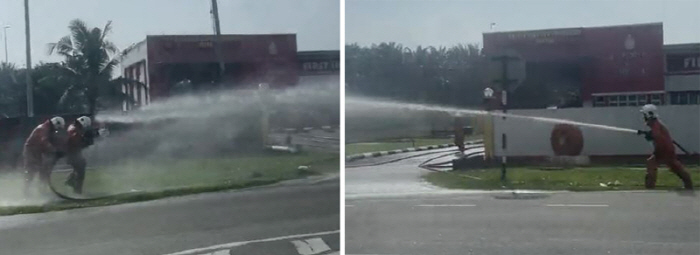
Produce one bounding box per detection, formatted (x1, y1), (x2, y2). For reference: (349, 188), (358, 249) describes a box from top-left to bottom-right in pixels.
(488, 49), (526, 92)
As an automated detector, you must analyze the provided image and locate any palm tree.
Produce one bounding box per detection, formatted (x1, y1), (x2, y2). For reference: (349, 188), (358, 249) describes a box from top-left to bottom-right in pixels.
(0, 63), (23, 117)
(47, 19), (142, 115)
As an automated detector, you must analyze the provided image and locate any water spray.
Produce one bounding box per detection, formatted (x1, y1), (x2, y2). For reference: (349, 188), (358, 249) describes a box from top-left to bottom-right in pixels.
(346, 97), (639, 134)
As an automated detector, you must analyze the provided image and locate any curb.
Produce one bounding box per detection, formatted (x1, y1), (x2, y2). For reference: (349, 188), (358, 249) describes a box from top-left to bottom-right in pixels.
(346, 139), (483, 162)
(272, 125), (338, 133)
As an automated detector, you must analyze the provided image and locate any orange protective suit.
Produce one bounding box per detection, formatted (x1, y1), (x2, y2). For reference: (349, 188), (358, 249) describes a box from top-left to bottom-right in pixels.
(23, 120), (63, 192)
(63, 122), (95, 194)
(644, 119), (693, 190)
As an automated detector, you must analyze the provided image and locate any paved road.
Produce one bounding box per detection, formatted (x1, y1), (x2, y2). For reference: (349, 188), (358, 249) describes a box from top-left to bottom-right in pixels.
(346, 190), (699, 255)
(0, 177), (339, 255)
(345, 144), (700, 255)
(346, 144), (483, 199)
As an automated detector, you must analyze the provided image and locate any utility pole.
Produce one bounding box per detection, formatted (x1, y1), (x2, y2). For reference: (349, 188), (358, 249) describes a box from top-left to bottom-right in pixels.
(3, 25), (9, 63)
(210, 0), (225, 82)
(24, 0), (33, 118)
(491, 55), (518, 183)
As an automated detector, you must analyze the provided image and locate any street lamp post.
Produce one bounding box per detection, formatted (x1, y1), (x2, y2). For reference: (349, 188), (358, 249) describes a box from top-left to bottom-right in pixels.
(2, 25), (9, 63)
(482, 87), (495, 162)
(24, 0), (34, 118)
(490, 55), (518, 183)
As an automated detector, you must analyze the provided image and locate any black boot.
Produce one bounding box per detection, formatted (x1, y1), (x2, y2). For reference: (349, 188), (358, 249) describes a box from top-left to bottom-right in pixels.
(65, 173), (81, 194)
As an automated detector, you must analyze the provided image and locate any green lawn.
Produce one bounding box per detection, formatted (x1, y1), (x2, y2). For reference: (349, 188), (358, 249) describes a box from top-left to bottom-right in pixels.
(424, 166), (700, 191)
(346, 137), (469, 155)
(0, 152), (338, 215)
(53, 152), (337, 195)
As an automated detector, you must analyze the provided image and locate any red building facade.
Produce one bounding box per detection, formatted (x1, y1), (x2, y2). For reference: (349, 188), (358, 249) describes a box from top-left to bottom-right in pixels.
(120, 34), (298, 109)
(483, 23), (665, 107)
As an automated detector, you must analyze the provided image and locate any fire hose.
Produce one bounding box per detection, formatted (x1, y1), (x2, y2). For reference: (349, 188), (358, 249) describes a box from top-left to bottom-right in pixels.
(637, 130), (693, 155)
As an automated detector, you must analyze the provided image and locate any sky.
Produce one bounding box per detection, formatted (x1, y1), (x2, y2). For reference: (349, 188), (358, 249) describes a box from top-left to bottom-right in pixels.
(0, 0), (340, 66)
(346, 0), (700, 48)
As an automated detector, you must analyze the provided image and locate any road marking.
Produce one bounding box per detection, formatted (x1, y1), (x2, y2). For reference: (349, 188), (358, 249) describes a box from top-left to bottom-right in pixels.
(546, 204), (609, 207)
(196, 250), (229, 255)
(291, 237), (331, 255)
(416, 204), (476, 207)
(161, 230), (339, 255)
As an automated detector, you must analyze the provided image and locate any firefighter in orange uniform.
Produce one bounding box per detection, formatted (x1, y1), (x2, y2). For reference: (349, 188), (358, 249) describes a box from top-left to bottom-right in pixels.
(23, 117), (66, 194)
(637, 104), (693, 190)
(64, 116), (107, 194)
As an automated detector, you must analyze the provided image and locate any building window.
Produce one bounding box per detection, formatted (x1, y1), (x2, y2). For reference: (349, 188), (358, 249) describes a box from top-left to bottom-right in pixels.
(670, 92), (700, 105)
(638, 95), (647, 105)
(670, 92), (679, 105)
(690, 92), (699, 105)
(679, 92), (689, 105)
(627, 95), (637, 106)
(594, 96), (605, 107)
(619, 95), (628, 106)
(608, 95), (618, 106)
(651, 94), (662, 105)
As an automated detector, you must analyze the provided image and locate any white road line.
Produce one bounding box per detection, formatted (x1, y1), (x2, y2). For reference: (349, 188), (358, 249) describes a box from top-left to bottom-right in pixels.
(161, 230), (339, 255)
(291, 237), (331, 255)
(415, 204), (476, 207)
(546, 204), (609, 207)
(196, 250), (229, 255)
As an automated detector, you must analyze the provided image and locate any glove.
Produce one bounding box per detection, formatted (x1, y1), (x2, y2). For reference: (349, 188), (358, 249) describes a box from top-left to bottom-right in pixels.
(637, 130), (653, 141)
(83, 131), (95, 146)
(98, 128), (110, 137)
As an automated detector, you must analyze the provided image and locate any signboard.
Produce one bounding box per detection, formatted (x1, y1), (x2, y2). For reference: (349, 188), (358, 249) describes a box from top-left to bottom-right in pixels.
(300, 60), (340, 74)
(487, 49), (526, 92)
(667, 54), (700, 74)
(502, 28), (583, 45)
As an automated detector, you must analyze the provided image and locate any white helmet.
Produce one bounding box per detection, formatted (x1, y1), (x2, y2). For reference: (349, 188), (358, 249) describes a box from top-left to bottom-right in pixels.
(640, 104), (658, 120)
(76, 116), (92, 129)
(50, 117), (66, 130)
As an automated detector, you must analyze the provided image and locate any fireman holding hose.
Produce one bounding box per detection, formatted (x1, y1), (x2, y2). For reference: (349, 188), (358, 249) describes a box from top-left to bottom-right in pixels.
(637, 104), (693, 190)
(63, 116), (108, 194)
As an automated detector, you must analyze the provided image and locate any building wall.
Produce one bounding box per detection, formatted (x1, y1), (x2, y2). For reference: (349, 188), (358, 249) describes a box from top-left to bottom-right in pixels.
(120, 40), (148, 68)
(666, 75), (700, 92)
(483, 23), (664, 104)
(664, 44), (700, 106)
(491, 105), (699, 157)
(120, 40), (150, 110)
(296, 50), (340, 89)
(145, 34), (298, 99)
